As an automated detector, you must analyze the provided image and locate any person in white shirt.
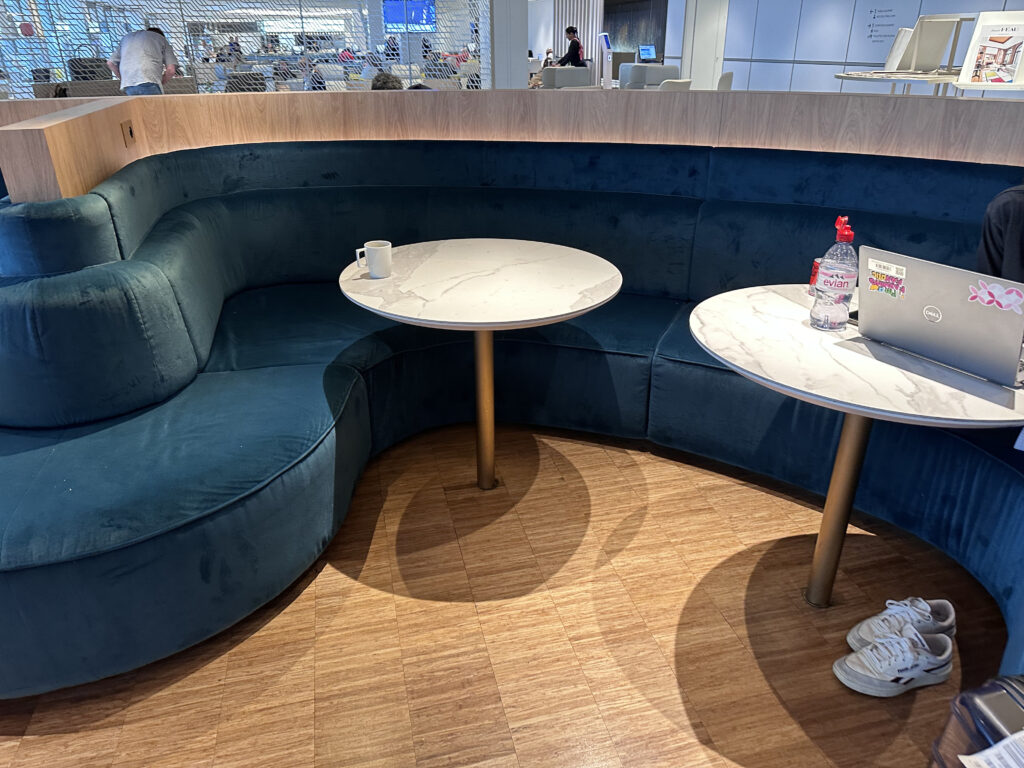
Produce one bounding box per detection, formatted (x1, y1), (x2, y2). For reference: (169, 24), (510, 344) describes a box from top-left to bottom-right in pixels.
(107, 27), (178, 95)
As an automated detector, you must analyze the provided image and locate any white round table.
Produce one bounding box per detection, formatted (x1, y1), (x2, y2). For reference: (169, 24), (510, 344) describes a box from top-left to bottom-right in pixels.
(339, 239), (622, 489)
(691, 284), (1024, 606)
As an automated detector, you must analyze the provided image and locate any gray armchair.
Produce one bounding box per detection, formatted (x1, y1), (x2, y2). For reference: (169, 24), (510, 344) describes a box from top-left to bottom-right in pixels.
(619, 63), (680, 89)
(541, 65), (592, 89)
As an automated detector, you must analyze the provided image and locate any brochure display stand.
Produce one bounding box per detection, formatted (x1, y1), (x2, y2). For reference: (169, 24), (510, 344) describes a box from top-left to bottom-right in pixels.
(956, 12), (1024, 95)
(836, 13), (975, 96)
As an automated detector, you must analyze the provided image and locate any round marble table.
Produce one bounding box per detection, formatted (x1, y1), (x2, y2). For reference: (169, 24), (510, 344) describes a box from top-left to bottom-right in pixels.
(691, 284), (1024, 606)
(339, 239), (622, 489)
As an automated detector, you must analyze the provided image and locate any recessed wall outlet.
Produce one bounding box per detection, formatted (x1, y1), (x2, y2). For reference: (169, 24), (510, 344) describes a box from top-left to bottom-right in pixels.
(120, 120), (136, 148)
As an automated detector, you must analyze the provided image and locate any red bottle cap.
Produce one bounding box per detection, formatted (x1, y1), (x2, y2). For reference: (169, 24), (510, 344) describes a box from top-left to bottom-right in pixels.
(835, 215), (854, 243)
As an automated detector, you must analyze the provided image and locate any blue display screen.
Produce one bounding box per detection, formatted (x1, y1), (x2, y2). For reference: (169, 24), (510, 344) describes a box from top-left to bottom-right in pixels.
(383, 0), (436, 33)
(638, 44), (656, 60)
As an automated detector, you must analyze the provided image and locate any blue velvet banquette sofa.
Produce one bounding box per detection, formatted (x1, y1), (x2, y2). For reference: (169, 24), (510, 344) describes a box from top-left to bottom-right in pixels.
(1, 140), (1022, 699)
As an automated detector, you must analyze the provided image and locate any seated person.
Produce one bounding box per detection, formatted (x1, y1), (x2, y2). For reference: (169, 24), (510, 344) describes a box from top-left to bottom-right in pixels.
(371, 71), (403, 90)
(298, 57), (325, 91)
(977, 183), (1024, 282)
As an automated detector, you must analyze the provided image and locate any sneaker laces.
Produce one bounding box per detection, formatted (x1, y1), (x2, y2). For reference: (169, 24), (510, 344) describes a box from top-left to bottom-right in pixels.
(866, 598), (930, 636)
(856, 634), (921, 675)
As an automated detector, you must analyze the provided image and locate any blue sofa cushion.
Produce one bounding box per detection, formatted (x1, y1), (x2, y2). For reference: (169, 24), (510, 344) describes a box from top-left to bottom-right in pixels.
(651, 301), (721, 369)
(498, 292), (681, 357)
(492, 293), (684, 439)
(205, 282), (457, 373)
(91, 141), (711, 259)
(0, 261), (198, 429)
(687, 200), (981, 301)
(0, 195), (120, 277)
(0, 363), (362, 571)
(708, 149), (1024, 224)
(134, 185), (701, 371)
(952, 427), (1024, 475)
(206, 287), (683, 441)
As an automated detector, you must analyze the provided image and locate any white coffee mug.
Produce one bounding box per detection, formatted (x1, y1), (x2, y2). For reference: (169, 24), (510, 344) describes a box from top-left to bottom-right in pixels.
(355, 240), (392, 279)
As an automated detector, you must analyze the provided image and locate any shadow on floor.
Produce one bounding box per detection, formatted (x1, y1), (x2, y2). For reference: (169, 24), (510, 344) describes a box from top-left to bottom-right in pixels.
(333, 426), (618, 603)
(674, 532), (1006, 767)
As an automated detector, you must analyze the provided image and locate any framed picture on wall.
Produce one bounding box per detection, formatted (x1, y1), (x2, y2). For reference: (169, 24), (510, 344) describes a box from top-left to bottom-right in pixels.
(958, 11), (1024, 89)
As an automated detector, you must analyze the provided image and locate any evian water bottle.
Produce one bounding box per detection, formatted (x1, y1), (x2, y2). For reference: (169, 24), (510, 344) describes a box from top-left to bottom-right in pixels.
(810, 216), (857, 331)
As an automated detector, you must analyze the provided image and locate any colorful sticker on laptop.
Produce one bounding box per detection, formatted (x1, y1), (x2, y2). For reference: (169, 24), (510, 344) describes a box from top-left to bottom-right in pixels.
(867, 258), (906, 299)
(968, 280), (1024, 314)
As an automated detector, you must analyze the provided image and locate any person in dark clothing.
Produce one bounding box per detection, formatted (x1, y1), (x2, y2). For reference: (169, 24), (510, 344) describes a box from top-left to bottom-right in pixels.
(555, 26), (584, 67)
(977, 185), (1024, 282)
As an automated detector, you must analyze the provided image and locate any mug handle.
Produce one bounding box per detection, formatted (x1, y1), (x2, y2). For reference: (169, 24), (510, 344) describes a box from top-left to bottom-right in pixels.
(355, 248), (366, 267)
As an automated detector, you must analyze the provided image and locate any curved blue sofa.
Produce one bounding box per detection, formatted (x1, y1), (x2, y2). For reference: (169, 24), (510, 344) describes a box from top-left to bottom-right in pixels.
(1, 140), (1022, 698)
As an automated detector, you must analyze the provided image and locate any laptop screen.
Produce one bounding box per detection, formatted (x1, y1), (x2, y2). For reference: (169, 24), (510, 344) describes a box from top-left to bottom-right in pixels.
(638, 45), (656, 60)
(857, 246), (1024, 387)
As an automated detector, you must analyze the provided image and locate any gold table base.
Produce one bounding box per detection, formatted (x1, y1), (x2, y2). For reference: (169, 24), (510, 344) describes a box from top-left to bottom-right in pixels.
(805, 413), (874, 607)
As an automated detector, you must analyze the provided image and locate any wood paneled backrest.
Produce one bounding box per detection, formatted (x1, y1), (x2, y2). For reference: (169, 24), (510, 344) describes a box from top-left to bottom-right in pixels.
(0, 90), (1021, 202)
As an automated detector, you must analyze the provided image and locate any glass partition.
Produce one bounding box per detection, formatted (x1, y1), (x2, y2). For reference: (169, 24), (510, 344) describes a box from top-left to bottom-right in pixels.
(0, 0), (489, 97)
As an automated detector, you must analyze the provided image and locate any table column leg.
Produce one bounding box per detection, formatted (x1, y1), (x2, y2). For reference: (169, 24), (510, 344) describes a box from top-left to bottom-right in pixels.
(474, 330), (496, 490)
(805, 413), (874, 608)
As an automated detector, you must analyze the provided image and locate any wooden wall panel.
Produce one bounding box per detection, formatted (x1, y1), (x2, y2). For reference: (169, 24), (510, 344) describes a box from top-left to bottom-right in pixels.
(0, 99), (140, 201)
(0, 97), (112, 128)
(717, 92), (1024, 167)
(0, 89), (1020, 203)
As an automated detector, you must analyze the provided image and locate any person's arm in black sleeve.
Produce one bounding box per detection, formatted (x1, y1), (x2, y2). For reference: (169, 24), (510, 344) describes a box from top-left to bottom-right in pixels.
(978, 194), (1007, 277)
(556, 39), (579, 66)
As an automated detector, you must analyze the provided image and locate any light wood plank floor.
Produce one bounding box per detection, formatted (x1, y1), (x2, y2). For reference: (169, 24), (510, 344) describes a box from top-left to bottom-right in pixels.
(0, 425), (1005, 768)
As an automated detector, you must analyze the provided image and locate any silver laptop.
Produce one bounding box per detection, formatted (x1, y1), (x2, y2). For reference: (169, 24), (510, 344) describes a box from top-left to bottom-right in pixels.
(858, 247), (1024, 387)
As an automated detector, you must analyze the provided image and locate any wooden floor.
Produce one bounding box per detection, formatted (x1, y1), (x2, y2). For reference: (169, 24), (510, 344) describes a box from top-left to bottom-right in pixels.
(0, 425), (1005, 768)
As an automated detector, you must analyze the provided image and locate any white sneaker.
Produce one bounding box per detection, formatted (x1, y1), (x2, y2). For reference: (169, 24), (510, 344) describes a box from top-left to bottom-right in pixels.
(833, 624), (953, 697)
(846, 597), (956, 651)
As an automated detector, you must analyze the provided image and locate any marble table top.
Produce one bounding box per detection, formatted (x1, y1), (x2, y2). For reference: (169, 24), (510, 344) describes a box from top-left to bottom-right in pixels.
(690, 284), (1024, 428)
(339, 239), (622, 331)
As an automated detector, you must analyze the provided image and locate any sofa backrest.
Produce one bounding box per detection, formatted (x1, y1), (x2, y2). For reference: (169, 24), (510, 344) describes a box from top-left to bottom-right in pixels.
(1, 140), (1020, 427)
(132, 185), (702, 368)
(0, 262), (197, 428)
(0, 195), (121, 278)
(91, 141), (712, 262)
(707, 149), (1023, 224)
(685, 148), (1021, 301)
(687, 201), (982, 301)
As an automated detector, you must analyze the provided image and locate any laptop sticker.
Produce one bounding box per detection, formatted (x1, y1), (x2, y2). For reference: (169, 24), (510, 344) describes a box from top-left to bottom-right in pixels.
(867, 258), (906, 299)
(968, 280), (1024, 314)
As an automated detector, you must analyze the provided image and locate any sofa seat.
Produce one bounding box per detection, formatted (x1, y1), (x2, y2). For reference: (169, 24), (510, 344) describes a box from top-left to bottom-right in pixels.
(0, 363), (370, 697)
(205, 282), (458, 373)
(207, 285), (684, 446)
(496, 292), (684, 438)
(648, 301), (845, 493)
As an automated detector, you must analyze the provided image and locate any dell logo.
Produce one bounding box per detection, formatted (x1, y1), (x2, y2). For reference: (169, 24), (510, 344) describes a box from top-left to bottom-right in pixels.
(923, 305), (943, 323)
